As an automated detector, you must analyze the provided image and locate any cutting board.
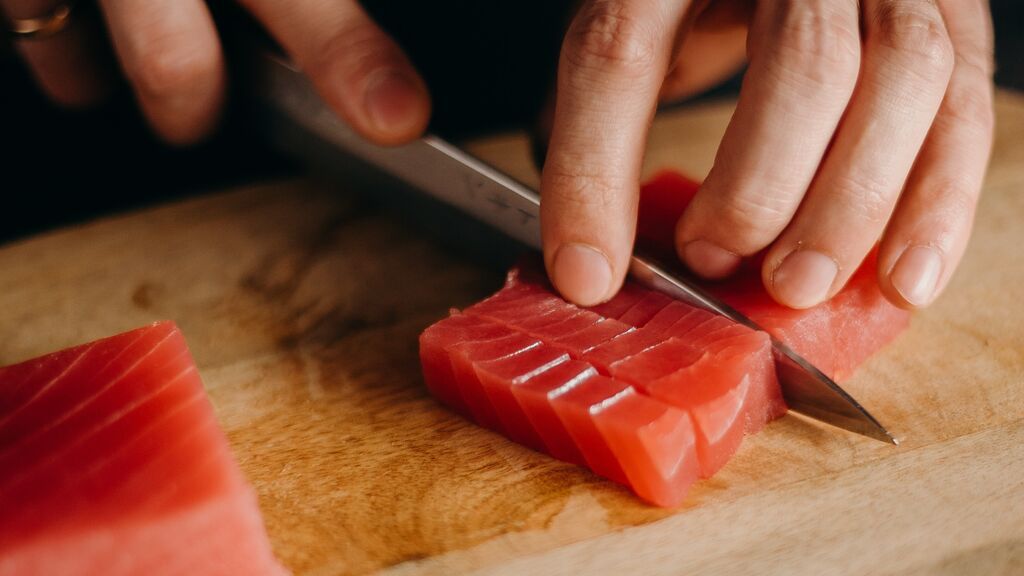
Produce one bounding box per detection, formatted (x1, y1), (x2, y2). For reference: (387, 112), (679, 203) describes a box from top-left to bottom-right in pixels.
(2, 92), (1023, 576)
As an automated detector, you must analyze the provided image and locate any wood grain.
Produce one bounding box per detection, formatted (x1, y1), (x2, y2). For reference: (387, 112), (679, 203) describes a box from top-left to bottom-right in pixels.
(1, 92), (1022, 575)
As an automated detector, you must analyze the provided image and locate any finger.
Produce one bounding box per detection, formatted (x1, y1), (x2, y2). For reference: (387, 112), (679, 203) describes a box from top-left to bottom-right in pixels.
(876, 0), (994, 308)
(762, 0), (955, 309)
(3, 0), (111, 106)
(100, 0), (225, 144)
(533, 1), (749, 173)
(675, 1), (861, 279)
(541, 0), (691, 306)
(659, 0), (750, 102)
(239, 0), (430, 145)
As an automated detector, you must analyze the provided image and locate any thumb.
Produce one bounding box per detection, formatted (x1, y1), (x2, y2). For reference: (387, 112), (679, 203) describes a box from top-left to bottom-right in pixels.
(542, 0), (690, 305)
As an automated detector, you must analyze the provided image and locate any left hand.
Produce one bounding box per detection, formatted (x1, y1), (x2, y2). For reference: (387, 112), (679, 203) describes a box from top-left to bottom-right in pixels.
(539, 0), (995, 311)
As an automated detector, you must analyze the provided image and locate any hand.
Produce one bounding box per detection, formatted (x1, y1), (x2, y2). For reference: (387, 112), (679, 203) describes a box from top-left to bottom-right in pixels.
(3, 0), (430, 146)
(540, 0), (994, 311)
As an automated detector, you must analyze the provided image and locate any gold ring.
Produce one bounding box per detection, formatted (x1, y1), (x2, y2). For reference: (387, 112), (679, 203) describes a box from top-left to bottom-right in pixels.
(7, 2), (76, 40)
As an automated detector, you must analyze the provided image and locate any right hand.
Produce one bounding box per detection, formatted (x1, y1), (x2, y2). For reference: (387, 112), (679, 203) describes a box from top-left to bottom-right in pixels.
(3, 0), (431, 146)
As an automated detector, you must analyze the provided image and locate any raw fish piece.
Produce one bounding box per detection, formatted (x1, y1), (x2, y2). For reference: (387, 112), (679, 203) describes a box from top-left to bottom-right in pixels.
(447, 333), (540, 430)
(475, 344), (570, 449)
(420, 314), (510, 415)
(510, 360), (597, 466)
(616, 291), (673, 327)
(592, 387), (700, 506)
(550, 319), (635, 356)
(0, 322), (283, 576)
(549, 375), (631, 485)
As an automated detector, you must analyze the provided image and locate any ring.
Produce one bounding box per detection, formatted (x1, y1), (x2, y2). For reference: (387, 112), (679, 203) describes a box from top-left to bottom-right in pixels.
(7, 2), (76, 40)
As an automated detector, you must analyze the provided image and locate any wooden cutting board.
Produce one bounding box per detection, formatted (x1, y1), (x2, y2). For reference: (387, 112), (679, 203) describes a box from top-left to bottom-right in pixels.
(2, 92), (1023, 576)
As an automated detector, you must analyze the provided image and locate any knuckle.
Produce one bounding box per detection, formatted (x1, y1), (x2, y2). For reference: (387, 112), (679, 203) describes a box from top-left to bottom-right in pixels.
(564, 1), (658, 78)
(709, 190), (794, 249)
(871, 0), (954, 77)
(939, 78), (994, 135)
(955, 45), (995, 79)
(903, 178), (979, 247)
(132, 37), (219, 99)
(832, 173), (896, 226)
(926, 179), (979, 217)
(543, 166), (622, 213)
(769, 3), (861, 86)
(310, 21), (403, 83)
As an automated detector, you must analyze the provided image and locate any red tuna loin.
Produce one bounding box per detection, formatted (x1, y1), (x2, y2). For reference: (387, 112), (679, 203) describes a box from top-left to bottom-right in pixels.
(0, 321), (284, 576)
(418, 169), (911, 507)
(420, 268), (777, 507)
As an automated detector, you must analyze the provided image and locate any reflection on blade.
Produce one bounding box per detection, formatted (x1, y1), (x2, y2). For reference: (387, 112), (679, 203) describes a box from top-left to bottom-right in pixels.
(773, 341), (898, 444)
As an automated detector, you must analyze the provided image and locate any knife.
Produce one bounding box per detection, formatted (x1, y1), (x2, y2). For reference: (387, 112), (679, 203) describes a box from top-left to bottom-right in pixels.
(255, 53), (898, 445)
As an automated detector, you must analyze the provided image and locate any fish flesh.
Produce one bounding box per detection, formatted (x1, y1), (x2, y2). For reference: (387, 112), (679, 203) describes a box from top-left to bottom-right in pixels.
(0, 321), (284, 575)
(422, 265), (780, 506)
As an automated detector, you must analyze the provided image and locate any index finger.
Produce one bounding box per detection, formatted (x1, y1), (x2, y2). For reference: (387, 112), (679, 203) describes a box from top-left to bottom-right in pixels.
(541, 0), (690, 306)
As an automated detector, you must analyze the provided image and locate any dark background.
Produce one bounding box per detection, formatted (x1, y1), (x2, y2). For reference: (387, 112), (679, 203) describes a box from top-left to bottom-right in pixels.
(2, 1), (1022, 245)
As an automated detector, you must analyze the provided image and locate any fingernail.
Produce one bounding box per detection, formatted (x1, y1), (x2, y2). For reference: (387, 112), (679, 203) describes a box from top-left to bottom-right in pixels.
(772, 250), (838, 309)
(890, 245), (943, 307)
(363, 70), (422, 134)
(552, 243), (613, 307)
(682, 239), (741, 279)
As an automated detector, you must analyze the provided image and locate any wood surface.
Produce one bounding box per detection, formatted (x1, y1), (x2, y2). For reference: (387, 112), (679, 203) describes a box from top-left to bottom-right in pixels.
(2, 92), (1023, 576)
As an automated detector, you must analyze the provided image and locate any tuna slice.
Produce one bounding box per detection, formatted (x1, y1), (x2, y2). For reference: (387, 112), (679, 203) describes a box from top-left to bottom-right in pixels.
(419, 170), (910, 507)
(0, 321), (284, 576)
(422, 271), (781, 507)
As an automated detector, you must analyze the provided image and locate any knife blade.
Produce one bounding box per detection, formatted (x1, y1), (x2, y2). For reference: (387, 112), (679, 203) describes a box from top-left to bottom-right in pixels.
(257, 53), (898, 445)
